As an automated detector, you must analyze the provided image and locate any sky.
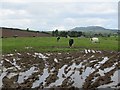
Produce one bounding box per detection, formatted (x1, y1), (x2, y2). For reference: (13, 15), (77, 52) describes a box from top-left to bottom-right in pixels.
(0, 0), (119, 31)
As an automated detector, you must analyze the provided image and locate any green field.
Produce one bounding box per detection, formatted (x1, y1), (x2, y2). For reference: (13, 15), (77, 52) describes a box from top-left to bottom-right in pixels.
(1, 36), (119, 54)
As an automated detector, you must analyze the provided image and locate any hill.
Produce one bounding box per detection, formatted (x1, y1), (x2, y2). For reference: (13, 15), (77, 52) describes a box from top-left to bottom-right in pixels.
(70, 26), (118, 34)
(1, 27), (51, 38)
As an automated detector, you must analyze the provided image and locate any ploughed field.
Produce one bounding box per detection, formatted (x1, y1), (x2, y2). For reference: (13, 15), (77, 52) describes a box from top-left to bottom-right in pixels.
(0, 49), (120, 89)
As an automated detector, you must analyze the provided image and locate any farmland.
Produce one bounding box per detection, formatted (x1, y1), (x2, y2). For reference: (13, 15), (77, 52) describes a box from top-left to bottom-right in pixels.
(1, 36), (119, 54)
(0, 36), (120, 89)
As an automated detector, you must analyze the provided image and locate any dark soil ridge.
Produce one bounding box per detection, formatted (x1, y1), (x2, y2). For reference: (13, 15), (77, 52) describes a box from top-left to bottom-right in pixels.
(0, 50), (120, 89)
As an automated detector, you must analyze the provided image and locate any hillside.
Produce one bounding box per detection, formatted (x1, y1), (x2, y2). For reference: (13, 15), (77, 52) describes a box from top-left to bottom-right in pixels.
(70, 26), (118, 34)
(1, 27), (51, 38)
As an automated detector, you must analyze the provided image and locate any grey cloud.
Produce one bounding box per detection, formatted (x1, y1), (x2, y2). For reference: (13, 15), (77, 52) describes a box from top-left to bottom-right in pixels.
(0, 2), (118, 30)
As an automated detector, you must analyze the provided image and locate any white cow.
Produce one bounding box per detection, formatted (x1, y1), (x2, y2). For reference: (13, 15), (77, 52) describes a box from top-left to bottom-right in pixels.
(90, 37), (99, 43)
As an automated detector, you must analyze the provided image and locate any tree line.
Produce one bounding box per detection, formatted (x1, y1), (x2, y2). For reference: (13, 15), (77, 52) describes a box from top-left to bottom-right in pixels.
(52, 29), (118, 37)
(52, 29), (83, 37)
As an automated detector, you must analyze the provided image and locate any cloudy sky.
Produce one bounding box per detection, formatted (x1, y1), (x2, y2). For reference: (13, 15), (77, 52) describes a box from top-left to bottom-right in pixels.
(0, 0), (119, 31)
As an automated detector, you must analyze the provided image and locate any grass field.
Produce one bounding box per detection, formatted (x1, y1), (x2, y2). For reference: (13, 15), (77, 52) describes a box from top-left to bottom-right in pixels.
(1, 36), (119, 53)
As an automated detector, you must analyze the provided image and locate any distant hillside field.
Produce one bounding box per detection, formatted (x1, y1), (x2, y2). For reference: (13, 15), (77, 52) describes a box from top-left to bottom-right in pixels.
(70, 26), (118, 34)
(1, 27), (51, 38)
(1, 36), (119, 53)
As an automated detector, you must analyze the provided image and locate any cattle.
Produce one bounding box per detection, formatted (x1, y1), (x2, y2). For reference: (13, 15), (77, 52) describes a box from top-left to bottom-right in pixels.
(66, 35), (70, 38)
(90, 37), (99, 43)
(57, 36), (60, 42)
(69, 38), (74, 47)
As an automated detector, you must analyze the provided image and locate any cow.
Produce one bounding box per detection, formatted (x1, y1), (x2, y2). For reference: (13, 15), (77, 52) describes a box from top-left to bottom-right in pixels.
(90, 37), (99, 43)
(57, 36), (60, 42)
(69, 38), (74, 48)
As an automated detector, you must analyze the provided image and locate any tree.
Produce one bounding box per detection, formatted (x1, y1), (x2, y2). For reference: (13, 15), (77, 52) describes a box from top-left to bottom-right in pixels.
(59, 31), (68, 37)
(52, 31), (55, 36)
(77, 31), (82, 37)
(54, 29), (59, 36)
(27, 28), (29, 31)
(68, 31), (82, 37)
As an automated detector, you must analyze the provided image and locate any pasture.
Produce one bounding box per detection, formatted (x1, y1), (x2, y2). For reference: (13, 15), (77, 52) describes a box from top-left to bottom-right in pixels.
(1, 36), (119, 53)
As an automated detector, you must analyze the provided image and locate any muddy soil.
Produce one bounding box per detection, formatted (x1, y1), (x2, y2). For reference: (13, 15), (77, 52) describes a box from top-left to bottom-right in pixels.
(0, 49), (120, 89)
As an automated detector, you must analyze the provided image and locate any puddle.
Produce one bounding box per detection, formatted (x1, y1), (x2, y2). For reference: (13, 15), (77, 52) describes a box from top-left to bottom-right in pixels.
(54, 58), (58, 63)
(94, 57), (109, 69)
(84, 49), (88, 54)
(0, 61), (4, 74)
(96, 51), (102, 53)
(49, 62), (94, 88)
(92, 63), (117, 85)
(88, 49), (91, 53)
(90, 59), (97, 63)
(82, 67), (95, 79)
(17, 53), (21, 56)
(17, 66), (37, 84)
(0, 61), (3, 66)
(90, 55), (95, 58)
(48, 65), (67, 87)
(12, 59), (21, 70)
(91, 50), (95, 53)
(66, 57), (71, 59)
(33, 53), (48, 60)
(111, 70), (120, 85)
(6, 54), (14, 57)
(97, 62), (117, 76)
(0, 71), (7, 87)
(5, 58), (21, 70)
(32, 68), (49, 88)
(46, 53), (51, 56)
(71, 71), (83, 88)
(50, 67), (55, 72)
(58, 53), (61, 55)
(104, 66), (115, 73)
(98, 69), (105, 76)
(84, 49), (96, 54)
(7, 73), (18, 79)
(98, 57), (109, 64)
(27, 53), (31, 55)
(98, 70), (120, 88)
(64, 63), (82, 78)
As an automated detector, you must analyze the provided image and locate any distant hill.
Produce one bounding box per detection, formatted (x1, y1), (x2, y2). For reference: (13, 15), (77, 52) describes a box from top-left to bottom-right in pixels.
(70, 26), (118, 34)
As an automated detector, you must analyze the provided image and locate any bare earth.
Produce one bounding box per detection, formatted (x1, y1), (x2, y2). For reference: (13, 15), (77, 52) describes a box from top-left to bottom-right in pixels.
(0, 49), (120, 89)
